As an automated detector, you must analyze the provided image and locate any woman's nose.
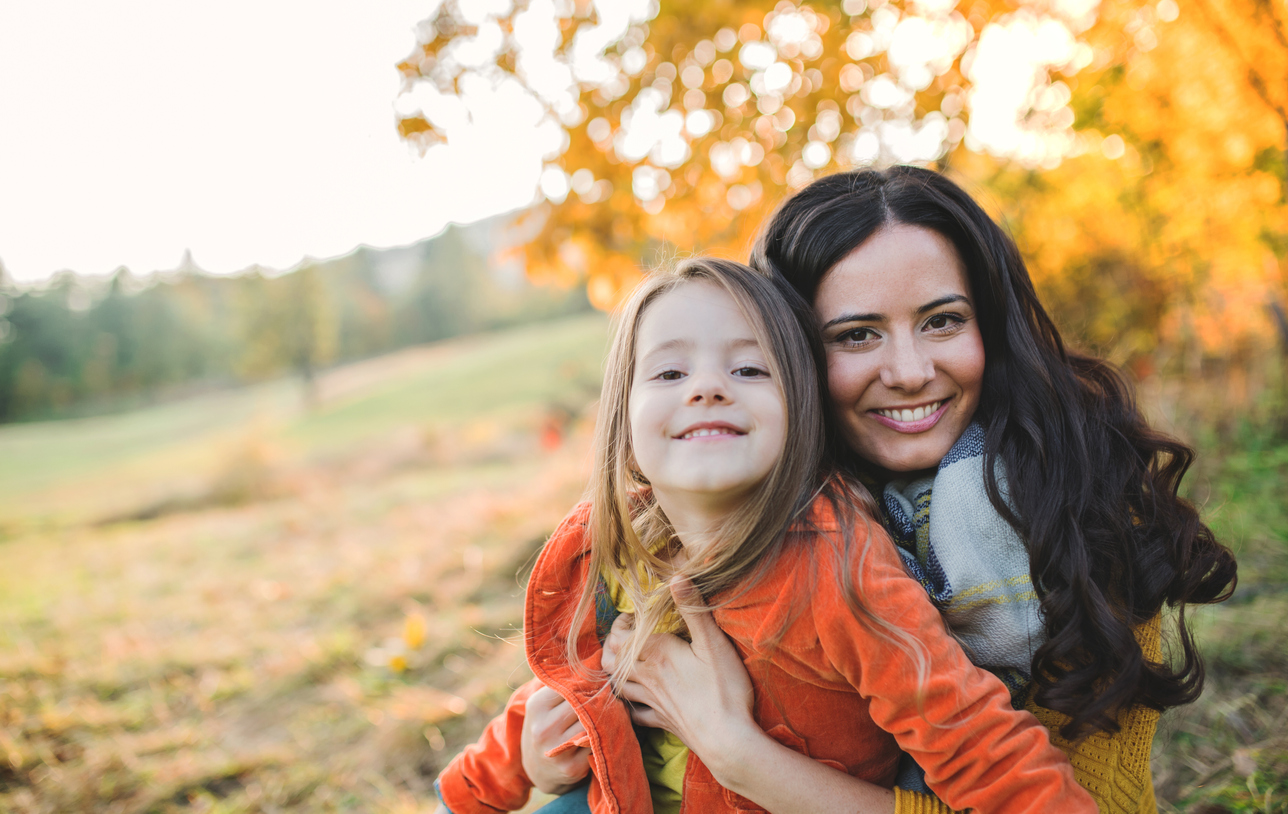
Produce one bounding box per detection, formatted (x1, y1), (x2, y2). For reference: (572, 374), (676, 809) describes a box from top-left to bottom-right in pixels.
(879, 339), (935, 391)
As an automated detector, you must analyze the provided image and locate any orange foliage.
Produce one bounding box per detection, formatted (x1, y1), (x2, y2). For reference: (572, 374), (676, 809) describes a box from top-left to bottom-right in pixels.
(399, 0), (1287, 359)
(960, 0), (1286, 359)
(398, 0), (1022, 301)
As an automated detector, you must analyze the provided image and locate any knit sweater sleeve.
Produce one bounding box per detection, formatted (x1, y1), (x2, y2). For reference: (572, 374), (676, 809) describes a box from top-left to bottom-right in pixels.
(812, 522), (1097, 814)
(891, 616), (1163, 814)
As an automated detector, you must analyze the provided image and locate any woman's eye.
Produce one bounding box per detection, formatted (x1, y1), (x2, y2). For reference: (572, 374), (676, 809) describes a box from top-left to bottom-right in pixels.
(838, 327), (878, 343)
(925, 313), (964, 332)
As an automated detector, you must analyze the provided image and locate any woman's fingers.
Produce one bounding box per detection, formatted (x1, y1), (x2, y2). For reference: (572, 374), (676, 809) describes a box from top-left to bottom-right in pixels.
(616, 676), (659, 709)
(626, 701), (665, 730)
(670, 576), (725, 656)
(559, 716), (588, 743)
(602, 612), (634, 677)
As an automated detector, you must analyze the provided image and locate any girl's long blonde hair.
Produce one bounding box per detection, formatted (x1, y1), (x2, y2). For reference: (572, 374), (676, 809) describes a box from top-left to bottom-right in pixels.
(566, 257), (928, 696)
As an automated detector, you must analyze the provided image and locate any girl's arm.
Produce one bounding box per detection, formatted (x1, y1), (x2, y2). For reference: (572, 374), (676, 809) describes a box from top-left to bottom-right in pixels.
(435, 677), (542, 814)
(811, 528), (1095, 814)
(604, 580), (896, 814)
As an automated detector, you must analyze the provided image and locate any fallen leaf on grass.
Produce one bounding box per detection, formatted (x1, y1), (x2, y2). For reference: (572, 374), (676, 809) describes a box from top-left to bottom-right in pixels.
(1232, 748), (1257, 777)
(385, 686), (469, 724)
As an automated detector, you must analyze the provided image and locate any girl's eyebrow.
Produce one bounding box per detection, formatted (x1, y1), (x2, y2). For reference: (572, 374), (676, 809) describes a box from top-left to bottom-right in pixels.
(821, 294), (972, 330)
(642, 337), (692, 356)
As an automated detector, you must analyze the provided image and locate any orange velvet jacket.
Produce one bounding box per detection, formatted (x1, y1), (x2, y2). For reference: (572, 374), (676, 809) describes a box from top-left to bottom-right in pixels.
(436, 498), (1096, 814)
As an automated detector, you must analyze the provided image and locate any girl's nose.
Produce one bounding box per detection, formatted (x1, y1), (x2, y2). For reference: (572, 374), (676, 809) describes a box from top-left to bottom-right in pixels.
(687, 370), (729, 404)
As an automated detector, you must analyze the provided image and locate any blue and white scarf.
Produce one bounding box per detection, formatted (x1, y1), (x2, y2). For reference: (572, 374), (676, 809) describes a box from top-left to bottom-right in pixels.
(880, 424), (1046, 794)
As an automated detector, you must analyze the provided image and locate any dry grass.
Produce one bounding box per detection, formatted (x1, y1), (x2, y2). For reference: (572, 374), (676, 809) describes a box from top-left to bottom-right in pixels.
(0, 314), (1283, 813)
(0, 315), (607, 813)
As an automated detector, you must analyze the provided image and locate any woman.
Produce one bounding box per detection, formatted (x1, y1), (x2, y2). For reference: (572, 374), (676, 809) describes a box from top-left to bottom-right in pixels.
(521, 166), (1237, 813)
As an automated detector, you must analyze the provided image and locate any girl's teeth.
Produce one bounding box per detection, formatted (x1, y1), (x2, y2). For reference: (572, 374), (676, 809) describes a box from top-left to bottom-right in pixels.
(683, 428), (736, 439)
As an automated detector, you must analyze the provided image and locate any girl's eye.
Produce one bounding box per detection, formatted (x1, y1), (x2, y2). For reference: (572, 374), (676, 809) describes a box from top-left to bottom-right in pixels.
(733, 366), (768, 378)
(657, 369), (684, 381)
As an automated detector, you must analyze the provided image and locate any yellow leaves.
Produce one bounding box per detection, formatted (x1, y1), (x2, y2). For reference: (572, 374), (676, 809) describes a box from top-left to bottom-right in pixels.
(402, 612), (428, 651)
(365, 609), (432, 674)
(586, 254), (646, 311)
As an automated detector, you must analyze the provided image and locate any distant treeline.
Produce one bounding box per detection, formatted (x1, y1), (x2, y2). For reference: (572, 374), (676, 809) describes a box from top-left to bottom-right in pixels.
(0, 226), (591, 423)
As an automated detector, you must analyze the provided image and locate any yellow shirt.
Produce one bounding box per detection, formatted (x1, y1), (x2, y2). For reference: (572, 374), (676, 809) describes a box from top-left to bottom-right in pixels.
(602, 566), (689, 814)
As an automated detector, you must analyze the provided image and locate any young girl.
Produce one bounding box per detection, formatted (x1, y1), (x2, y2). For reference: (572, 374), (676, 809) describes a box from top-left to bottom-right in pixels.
(432, 258), (1096, 814)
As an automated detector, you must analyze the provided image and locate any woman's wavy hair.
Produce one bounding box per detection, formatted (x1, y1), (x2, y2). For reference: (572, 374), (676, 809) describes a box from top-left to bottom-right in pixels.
(750, 165), (1238, 738)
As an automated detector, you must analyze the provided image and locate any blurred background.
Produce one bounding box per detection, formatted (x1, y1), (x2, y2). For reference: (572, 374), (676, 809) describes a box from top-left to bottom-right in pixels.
(0, 0), (1284, 811)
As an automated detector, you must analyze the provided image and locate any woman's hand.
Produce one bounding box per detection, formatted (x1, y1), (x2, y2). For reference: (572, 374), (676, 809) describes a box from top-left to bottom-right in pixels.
(520, 683), (591, 795)
(603, 578), (896, 814)
(601, 577), (759, 770)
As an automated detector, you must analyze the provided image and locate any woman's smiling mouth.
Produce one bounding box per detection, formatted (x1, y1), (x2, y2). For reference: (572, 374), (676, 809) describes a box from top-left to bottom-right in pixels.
(869, 399), (950, 433)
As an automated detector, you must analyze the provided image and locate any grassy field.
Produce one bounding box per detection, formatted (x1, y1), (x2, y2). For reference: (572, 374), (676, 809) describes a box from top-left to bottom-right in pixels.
(0, 312), (1284, 813)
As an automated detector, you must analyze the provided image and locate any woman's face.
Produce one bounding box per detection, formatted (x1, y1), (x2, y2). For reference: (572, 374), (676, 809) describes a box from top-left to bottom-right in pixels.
(813, 223), (985, 474)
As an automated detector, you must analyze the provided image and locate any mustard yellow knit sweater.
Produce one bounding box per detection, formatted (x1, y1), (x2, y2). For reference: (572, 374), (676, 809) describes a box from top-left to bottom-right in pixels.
(894, 618), (1162, 814)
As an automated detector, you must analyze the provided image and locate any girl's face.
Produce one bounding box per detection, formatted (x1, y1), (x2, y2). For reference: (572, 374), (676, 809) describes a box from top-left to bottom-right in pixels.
(629, 281), (787, 513)
(814, 223), (985, 474)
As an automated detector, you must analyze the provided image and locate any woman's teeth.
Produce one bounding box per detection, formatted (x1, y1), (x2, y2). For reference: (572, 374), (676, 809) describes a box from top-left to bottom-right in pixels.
(876, 400), (944, 423)
(679, 428), (740, 439)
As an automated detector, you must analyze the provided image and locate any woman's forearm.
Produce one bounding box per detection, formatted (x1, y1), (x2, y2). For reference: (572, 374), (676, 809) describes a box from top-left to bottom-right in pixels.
(603, 583), (897, 814)
(704, 721), (895, 814)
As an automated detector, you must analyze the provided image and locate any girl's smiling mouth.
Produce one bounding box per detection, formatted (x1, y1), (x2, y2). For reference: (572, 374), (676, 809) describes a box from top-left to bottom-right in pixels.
(869, 399), (951, 433)
(675, 422), (746, 440)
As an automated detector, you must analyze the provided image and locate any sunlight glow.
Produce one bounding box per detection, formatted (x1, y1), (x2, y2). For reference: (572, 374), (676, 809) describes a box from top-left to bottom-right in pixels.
(0, 1), (551, 282)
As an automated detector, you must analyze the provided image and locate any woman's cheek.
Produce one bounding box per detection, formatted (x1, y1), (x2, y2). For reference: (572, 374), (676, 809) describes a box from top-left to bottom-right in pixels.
(825, 352), (872, 415)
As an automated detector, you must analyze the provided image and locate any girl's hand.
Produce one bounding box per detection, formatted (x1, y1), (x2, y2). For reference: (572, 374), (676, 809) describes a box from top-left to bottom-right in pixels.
(601, 577), (759, 771)
(521, 683), (591, 795)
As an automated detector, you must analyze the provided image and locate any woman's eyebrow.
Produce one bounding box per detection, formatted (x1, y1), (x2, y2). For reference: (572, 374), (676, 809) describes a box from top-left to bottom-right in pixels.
(821, 312), (883, 330)
(916, 294), (971, 314)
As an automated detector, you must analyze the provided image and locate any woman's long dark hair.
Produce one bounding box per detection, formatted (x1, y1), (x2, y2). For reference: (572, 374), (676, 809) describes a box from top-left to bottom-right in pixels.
(750, 166), (1238, 738)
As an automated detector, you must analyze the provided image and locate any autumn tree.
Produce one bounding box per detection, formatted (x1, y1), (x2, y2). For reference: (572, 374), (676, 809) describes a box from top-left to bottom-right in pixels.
(956, 0), (1287, 368)
(397, 0), (1287, 365)
(397, 0), (1098, 305)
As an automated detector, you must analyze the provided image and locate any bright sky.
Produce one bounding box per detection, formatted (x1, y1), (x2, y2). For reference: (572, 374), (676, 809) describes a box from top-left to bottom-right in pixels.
(0, 1), (549, 283)
(0, 1), (1094, 284)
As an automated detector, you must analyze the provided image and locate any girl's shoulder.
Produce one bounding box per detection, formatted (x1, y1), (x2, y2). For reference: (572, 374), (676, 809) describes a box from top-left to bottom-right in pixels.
(786, 479), (913, 588)
(529, 501), (595, 593)
(789, 475), (881, 538)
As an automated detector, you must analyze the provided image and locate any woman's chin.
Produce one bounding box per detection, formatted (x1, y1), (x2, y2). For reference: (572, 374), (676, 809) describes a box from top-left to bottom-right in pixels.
(852, 430), (960, 475)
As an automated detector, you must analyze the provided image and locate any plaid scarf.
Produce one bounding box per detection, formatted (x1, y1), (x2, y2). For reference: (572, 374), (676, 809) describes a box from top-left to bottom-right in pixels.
(881, 424), (1046, 795)
(880, 424), (1044, 704)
